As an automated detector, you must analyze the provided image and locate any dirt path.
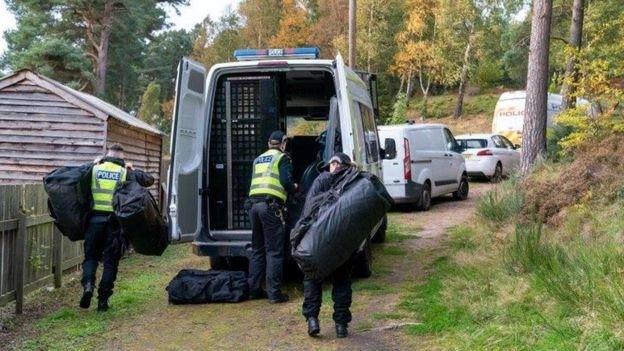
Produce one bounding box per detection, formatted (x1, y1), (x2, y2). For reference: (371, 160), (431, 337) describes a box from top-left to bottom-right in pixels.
(99, 182), (492, 351)
(4, 182), (493, 351)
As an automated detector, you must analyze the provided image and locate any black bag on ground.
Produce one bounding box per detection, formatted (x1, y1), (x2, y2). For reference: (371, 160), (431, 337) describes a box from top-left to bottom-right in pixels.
(166, 269), (249, 304)
(113, 181), (168, 256)
(43, 164), (93, 241)
(290, 169), (393, 280)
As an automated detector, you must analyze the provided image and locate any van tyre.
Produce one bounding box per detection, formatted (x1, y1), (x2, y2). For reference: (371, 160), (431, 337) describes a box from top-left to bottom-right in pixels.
(372, 216), (387, 243)
(491, 163), (503, 183)
(453, 176), (469, 201)
(416, 183), (432, 211)
(352, 241), (373, 278)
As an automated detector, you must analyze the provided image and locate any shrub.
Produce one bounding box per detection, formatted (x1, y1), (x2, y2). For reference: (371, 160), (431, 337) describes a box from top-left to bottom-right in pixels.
(389, 93), (408, 124)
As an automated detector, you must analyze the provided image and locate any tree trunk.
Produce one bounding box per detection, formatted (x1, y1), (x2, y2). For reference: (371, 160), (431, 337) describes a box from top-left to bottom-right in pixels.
(561, 0), (585, 109)
(453, 35), (473, 119)
(93, 0), (115, 97)
(520, 0), (553, 176)
(406, 71), (414, 101)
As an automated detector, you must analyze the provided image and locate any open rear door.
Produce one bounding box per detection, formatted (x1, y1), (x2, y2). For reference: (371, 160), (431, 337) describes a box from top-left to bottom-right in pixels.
(168, 58), (207, 242)
(334, 54), (355, 159)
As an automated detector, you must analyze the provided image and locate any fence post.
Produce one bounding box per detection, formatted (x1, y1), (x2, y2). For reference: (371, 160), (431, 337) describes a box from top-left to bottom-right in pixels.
(53, 229), (63, 289)
(14, 209), (27, 314)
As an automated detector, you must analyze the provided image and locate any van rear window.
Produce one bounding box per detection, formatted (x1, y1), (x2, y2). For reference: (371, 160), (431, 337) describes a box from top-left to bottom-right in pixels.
(458, 139), (488, 149)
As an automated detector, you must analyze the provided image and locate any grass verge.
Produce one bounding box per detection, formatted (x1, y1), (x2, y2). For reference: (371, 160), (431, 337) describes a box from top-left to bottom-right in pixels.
(398, 176), (624, 350)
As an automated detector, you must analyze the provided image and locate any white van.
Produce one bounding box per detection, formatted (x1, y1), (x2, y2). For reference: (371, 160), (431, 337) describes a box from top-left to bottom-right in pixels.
(378, 123), (469, 210)
(167, 48), (388, 269)
(491, 91), (593, 145)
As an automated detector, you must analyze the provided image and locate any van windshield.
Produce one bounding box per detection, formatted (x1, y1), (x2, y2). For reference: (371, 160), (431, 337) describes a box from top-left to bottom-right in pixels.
(457, 139), (488, 149)
(287, 117), (327, 136)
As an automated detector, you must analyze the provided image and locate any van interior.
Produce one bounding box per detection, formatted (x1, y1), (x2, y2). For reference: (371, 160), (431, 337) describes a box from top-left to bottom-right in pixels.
(206, 69), (340, 231)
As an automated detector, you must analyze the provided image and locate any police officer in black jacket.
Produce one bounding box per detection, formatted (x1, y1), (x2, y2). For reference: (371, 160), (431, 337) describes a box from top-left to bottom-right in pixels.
(247, 131), (297, 303)
(302, 152), (354, 338)
(80, 143), (154, 312)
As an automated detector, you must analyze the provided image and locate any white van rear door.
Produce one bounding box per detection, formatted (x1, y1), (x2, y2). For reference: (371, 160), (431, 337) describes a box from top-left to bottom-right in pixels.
(334, 54), (355, 161)
(168, 58), (207, 242)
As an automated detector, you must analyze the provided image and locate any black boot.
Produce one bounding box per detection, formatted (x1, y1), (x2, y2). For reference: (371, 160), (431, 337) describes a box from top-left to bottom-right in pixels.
(79, 282), (94, 309)
(307, 317), (320, 336)
(249, 289), (268, 300)
(335, 323), (348, 338)
(268, 292), (290, 304)
(97, 297), (109, 312)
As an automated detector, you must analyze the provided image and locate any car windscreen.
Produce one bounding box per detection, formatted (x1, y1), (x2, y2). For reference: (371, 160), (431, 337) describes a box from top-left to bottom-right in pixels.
(457, 139), (488, 149)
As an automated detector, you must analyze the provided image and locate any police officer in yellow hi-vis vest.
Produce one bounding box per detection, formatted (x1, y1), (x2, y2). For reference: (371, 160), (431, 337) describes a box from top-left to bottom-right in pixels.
(247, 131), (297, 303)
(80, 143), (154, 312)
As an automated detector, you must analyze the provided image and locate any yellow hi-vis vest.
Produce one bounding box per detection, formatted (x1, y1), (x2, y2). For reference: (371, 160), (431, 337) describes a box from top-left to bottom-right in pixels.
(91, 161), (127, 212)
(249, 149), (287, 202)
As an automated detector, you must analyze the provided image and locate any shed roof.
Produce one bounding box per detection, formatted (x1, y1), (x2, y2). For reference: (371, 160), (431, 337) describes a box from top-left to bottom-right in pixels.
(0, 69), (163, 135)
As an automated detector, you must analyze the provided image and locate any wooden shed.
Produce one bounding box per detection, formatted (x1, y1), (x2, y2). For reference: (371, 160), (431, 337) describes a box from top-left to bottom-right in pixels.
(0, 69), (164, 200)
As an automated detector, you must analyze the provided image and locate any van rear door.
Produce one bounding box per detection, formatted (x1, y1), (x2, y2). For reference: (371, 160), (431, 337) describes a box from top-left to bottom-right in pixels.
(168, 58), (207, 242)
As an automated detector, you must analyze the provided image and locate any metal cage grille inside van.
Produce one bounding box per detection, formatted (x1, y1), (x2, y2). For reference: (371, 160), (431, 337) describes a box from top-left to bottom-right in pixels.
(209, 75), (279, 230)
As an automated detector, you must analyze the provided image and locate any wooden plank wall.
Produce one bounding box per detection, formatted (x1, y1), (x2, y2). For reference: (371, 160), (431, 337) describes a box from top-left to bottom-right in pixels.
(106, 119), (162, 201)
(0, 184), (83, 306)
(0, 78), (106, 184)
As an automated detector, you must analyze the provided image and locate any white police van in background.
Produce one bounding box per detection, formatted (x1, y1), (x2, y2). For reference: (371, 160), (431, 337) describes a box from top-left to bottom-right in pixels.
(378, 123), (469, 211)
(167, 48), (388, 271)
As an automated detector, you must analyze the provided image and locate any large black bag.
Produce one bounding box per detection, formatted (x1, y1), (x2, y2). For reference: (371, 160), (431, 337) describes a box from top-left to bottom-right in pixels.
(166, 269), (249, 304)
(113, 181), (168, 256)
(43, 164), (93, 241)
(291, 169), (392, 280)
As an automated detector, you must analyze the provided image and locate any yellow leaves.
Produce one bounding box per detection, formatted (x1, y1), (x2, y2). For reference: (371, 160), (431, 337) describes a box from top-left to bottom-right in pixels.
(269, 0), (312, 48)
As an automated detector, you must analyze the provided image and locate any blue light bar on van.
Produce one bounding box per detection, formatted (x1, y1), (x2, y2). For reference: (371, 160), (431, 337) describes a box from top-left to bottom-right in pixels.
(233, 47), (320, 61)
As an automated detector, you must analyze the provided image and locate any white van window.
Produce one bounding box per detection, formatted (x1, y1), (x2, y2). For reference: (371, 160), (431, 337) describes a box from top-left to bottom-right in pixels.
(442, 128), (458, 151)
(359, 103), (379, 162)
(411, 128), (445, 151)
(287, 116), (327, 136)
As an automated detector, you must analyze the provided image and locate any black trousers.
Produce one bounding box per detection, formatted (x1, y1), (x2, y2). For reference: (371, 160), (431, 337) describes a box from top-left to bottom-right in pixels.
(248, 201), (285, 299)
(81, 214), (123, 300)
(302, 261), (353, 325)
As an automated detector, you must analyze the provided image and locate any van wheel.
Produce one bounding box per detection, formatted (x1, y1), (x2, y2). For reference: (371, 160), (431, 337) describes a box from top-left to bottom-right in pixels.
(491, 163), (503, 183)
(416, 183), (432, 211)
(352, 241), (373, 278)
(453, 176), (469, 201)
(372, 216), (387, 243)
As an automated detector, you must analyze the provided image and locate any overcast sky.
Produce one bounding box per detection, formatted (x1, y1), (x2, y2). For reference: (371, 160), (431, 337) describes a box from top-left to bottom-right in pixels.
(0, 0), (241, 57)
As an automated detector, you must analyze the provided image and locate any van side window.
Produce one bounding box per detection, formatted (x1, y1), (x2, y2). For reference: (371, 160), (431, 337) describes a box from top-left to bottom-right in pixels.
(359, 103), (380, 162)
(442, 128), (458, 152)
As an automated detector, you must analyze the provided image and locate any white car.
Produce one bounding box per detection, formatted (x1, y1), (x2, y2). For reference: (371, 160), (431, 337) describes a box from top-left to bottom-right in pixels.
(378, 123), (469, 211)
(456, 133), (521, 181)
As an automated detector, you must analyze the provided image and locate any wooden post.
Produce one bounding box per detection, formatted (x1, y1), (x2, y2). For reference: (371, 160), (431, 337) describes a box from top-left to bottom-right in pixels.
(53, 229), (63, 289)
(14, 209), (27, 314)
(348, 0), (357, 68)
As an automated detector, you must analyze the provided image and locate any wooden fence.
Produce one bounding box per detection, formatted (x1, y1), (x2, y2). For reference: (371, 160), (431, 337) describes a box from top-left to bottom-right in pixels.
(0, 183), (83, 313)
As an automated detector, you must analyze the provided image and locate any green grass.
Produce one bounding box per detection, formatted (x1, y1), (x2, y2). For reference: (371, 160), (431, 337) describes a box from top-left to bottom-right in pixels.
(476, 177), (524, 224)
(381, 245), (407, 256)
(409, 92), (499, 119)
(395, 181), (624, 350)
(386, 223), (419, 243)
(18, 245), (189, 351)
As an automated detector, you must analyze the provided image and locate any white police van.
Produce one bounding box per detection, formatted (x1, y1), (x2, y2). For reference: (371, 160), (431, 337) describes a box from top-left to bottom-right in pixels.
(167, 48), (388, 270)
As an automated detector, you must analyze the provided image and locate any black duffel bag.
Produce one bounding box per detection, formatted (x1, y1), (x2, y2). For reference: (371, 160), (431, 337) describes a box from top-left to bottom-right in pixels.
(291, 168), (393, 280)
(166, 269), (249, 304)
(43, 164), (93, 241)
(113, 181), (168, 256)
